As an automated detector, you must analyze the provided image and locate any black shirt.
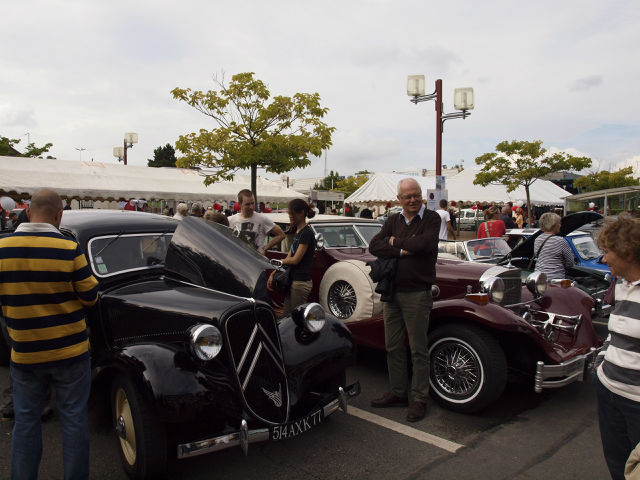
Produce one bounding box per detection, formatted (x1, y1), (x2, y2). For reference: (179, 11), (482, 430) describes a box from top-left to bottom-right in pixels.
(290, 225), (315, 281)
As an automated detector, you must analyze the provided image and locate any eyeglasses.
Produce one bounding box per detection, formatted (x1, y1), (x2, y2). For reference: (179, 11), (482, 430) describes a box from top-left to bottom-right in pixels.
(398, 194), (422, 200)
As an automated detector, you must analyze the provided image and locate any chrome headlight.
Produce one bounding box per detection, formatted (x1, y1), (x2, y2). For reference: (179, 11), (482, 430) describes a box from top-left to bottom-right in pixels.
(189, 324), (222, 361)
(526, 271), (547, 296)
(481, 277), (505, 304)
(292, 302), (326, 333)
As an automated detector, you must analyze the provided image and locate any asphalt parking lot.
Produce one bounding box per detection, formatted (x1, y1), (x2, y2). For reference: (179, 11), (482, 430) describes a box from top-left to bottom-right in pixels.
(0, 347), (610, 480)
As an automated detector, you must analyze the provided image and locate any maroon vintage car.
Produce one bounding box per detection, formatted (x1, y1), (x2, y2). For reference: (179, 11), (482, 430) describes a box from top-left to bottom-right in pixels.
(262, 213), (602, 413)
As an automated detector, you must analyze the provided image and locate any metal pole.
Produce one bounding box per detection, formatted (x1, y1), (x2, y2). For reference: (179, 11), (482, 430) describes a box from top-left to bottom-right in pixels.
(123, 139), (128, 166)
(435, 79), (443, 177)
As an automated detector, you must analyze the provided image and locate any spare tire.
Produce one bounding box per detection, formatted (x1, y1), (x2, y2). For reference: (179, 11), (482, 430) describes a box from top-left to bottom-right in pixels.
(319, 260), (381, 323)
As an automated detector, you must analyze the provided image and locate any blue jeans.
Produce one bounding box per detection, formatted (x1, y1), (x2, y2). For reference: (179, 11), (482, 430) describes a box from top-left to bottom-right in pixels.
(11, 357), (91, 480)
(595, 374), (640, 480)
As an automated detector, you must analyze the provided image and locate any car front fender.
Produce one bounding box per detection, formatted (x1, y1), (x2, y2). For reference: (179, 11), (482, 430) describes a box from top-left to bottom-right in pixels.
(104, 343), (240, 424)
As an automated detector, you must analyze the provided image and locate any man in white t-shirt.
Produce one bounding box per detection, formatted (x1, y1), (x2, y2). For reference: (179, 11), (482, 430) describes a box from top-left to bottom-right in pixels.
(228, 189), (286, 254)
(436, 199), (456, 240)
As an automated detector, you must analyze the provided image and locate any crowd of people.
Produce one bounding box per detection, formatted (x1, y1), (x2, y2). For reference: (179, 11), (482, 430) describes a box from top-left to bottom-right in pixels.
(1, 184), (639, 479)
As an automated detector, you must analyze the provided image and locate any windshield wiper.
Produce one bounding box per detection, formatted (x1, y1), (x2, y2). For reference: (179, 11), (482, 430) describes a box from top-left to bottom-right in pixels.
(93, 231), (124, 259)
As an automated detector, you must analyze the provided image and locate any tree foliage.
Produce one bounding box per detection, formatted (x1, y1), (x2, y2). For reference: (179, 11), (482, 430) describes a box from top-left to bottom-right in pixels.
(573, 166), (639, 192)
(314, 170), (342, 190)
(147, 143), (177, 168)
(0, 136), (53, 157)
(333, 174), (369, 197)
(171, 72), (335, 201)
(474, 140), (591, 222)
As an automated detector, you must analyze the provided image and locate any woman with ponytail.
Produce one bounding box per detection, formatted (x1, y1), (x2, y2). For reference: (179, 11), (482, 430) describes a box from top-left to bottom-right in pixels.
(268, 199), (316, 315)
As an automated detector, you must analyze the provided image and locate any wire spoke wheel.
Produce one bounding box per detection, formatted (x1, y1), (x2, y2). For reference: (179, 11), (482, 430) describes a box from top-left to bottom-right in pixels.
(328, 280), (357, 319)
(431, 340), (482, 399)
(428, 325), (507, 413)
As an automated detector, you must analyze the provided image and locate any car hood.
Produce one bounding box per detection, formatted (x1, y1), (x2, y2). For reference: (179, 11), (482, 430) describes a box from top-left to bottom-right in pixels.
(164, 216), (274, 300)
(506, 211), (603, 261)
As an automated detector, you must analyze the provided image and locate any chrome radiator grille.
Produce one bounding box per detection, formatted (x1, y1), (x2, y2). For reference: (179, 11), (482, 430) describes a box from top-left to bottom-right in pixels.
(498, 269), (522, 306)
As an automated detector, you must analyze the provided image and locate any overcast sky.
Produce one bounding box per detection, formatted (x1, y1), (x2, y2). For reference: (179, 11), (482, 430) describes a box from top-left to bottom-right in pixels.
(2, 0), (639, 181)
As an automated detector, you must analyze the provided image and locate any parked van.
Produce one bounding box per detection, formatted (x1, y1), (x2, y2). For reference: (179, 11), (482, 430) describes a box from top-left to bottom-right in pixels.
(458, 208), (480, 230)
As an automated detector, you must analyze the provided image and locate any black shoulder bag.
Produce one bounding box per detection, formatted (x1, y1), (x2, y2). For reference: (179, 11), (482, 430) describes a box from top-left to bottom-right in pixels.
(528, 234), (553, 270)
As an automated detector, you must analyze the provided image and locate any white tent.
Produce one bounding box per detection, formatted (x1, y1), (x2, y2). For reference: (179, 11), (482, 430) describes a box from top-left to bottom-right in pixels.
(345, 173), (436, 203)
(345, 169), (571, 205)
(446, 168), (571, 205)
(0, 156), (306, 203)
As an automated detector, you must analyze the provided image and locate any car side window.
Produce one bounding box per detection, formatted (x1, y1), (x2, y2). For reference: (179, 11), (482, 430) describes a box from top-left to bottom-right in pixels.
(313, 226), (365, 248)
(265, 223), (292, 252)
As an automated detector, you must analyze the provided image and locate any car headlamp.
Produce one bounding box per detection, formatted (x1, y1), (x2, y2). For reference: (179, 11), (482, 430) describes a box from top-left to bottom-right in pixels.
(526, 271), (547, 296)
(189, 324), (222, 361)
(292, 302), (326, 333)
(481, 277), (505, 304)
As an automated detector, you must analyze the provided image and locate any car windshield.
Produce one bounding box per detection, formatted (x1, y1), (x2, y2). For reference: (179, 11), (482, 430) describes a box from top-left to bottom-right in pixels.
(465, 238), (512, 262)
(313, 224), (378, 248)
(88, 232), (173, 277)
(355, 224), (382, 245)
(572, 235), (602, 260)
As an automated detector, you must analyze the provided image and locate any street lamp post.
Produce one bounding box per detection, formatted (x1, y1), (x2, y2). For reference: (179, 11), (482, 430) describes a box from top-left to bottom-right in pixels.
(76, 147), (86, 161)
(113, 133), (138, 165)
(407, 75), (474, 176)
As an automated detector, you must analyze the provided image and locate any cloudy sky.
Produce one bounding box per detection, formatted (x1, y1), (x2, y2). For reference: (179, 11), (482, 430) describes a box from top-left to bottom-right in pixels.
(2, 0), (639, 181)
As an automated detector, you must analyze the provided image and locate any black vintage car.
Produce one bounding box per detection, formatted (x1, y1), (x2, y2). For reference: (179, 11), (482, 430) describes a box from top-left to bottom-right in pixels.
(0, 210), (359, 479)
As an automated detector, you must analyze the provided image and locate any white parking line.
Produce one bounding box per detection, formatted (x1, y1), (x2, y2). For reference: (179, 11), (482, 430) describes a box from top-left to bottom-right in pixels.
(347, 406), (465, 453)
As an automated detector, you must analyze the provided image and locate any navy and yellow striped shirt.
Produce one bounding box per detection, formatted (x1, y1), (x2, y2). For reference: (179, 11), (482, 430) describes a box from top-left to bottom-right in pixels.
(0, 222), (99, 367)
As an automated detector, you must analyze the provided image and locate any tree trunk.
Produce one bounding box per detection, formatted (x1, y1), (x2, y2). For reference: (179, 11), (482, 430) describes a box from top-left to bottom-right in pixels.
(251, 163), (257, 206)
(525, 186), (532, 227)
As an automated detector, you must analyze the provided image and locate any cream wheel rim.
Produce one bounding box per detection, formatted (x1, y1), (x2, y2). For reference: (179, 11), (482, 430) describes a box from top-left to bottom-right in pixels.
(115, 388), (137, 466)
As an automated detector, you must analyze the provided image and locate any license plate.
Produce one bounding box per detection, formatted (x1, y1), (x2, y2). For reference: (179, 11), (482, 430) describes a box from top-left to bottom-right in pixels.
(269, 409), (324, 441)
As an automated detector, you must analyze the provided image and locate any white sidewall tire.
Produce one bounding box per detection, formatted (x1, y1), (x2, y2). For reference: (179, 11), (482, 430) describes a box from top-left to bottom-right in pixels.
(319, 260), (381, 323)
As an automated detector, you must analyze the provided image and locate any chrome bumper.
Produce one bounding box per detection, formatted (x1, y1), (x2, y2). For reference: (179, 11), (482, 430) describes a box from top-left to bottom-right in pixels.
(534, 347), (600, 393)
(177, 382), (360, 459)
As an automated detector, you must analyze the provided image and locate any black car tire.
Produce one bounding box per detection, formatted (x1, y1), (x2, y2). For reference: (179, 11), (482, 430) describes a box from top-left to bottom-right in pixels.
(428, 324), (507, 413)
(318, 260), (381, 322)
(0, 316), (10, 367)
(111, 375), (167, 480)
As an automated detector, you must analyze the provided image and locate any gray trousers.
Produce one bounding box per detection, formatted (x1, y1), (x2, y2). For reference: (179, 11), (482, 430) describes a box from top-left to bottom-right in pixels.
(383, 289), (433, 403)
(282, 280), (313, 316)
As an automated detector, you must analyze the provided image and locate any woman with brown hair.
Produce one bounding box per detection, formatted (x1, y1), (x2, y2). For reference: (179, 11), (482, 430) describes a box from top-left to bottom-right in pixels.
(476, 205), (506, 238)
(594, 212), (640, 480)
(268, 199), (316, 315)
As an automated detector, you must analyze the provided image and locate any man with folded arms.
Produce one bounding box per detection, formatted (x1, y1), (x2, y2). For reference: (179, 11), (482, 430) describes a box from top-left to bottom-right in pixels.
(369, 178), (440, 422)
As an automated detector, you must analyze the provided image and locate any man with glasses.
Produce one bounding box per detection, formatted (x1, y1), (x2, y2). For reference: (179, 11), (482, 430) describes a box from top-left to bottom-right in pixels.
(369, 178), (440, 422)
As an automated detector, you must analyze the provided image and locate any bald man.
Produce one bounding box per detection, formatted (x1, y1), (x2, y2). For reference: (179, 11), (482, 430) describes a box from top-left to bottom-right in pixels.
(369, 178), (440, 422)
(0, 188), (99, 479)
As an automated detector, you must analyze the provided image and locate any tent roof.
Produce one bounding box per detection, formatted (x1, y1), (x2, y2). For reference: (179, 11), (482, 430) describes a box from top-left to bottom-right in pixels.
(345, 169), (571, 205)
(345, 174), (436, 203)
(0, 156), (306, 203)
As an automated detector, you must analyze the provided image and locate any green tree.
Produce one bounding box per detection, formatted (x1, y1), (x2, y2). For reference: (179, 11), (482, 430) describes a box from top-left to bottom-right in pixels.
(574, 166), (639, 192)
(314, 170), (342, 190)
(171, 72), (335, 202)
(333, 174), (369, 197)
(0, 136), (53, 157)
(474, 140), (591, 223)
(147, 143), (177, 168)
